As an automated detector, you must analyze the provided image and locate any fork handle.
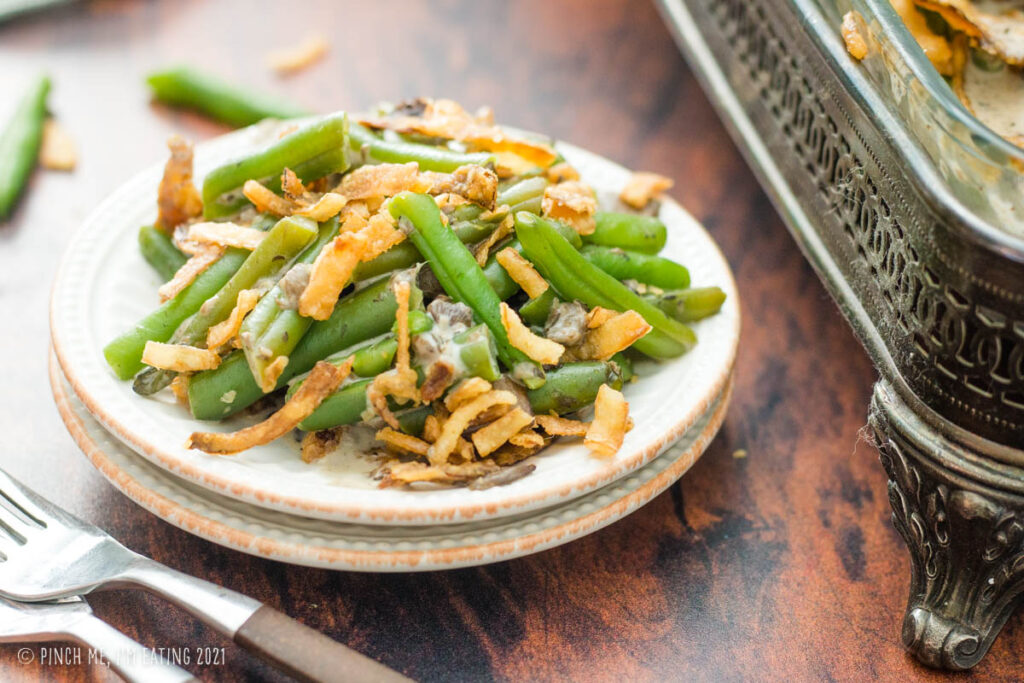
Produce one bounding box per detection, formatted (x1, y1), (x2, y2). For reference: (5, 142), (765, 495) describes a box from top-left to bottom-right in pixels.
(63, 614), (198, 683)
(118, 558), (409, 683)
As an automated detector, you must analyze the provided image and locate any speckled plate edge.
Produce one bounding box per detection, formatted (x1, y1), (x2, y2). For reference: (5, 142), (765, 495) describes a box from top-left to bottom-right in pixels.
(50, 119), (740, 525)
(51, 351), (732, 571)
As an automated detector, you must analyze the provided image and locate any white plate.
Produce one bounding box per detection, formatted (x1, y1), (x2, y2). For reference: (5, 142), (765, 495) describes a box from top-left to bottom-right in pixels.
(50, 119), (740, 524)
(51, 353), (732, 571)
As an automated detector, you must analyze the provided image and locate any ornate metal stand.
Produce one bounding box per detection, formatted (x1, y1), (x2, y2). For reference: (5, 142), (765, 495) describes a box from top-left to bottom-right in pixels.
(870, 382), (1024, 669)
(657, 0), (1024, 668)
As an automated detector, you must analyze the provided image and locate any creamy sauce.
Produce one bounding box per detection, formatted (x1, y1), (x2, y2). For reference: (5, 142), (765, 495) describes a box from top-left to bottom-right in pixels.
(963, 59), (1024, 139)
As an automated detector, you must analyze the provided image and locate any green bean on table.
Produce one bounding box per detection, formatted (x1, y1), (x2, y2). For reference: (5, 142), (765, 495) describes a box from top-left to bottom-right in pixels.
(146, 66), (310, 128)
(0, 75), (50, 219)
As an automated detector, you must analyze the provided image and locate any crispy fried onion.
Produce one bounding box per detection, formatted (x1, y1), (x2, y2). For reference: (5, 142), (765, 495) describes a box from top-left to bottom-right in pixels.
(535, 414), (589, 437)
(298, 211), (403, 320)
(545, 162), (579, 184)
(842, 11), (868, 60)
(338, 162), (498, 208)
(367, 279), (421, 428)
(429, 390), (518, 465)
(360, 98), (557, 167)
(156, 136), (203, 231)
(495, 247), (548, 299)
(500, 303), (564, 365)
(300, 426), (346, 463)
(444, 377), (492, 411)
(381, 459), (501, 487)
(375, 427), (431, 456)
(39, 119), (76, 171)
(188, 359), (350, 455)
(206, 288), (261, 350)
(471, 407), (534, 457)
(473, 211), (515, 266)
(187, 222), (266, 250)
(243, 169), (347, 221)
(586, 306), (618, 329)
(267, 33), (329, 74)
(542, 180), (597, 235)
(915, 0), (1024, 66)
(419, 165), (497, 209)
(584, 384), (630, 457)
(295, 192), (347, 221)
(619, 171), (673, 210)
(142, 341), (221, 372)
(574, 310), (651, 361)
(158, 245), (223, 302)
(509, 428), (545, 448)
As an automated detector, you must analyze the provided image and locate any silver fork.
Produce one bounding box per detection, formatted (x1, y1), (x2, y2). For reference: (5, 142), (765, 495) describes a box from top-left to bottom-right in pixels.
(0, 595), (196, 682)
(0, 468), (409, 683)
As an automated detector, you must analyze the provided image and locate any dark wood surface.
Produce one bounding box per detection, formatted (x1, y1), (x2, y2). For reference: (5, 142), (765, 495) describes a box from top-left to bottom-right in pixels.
(1, 0), (1021, 680)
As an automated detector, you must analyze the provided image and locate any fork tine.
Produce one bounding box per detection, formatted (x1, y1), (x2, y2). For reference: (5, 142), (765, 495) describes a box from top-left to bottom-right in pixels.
(0, 504), (32, 544)
(0, 468), (52, 527)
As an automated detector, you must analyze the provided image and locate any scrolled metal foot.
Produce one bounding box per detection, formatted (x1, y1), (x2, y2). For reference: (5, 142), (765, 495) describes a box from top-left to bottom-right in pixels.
(869, 381), (1024, 670)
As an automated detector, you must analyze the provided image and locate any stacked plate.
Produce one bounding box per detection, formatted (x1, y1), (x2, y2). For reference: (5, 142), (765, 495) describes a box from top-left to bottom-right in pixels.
(49, 125), (740, 571)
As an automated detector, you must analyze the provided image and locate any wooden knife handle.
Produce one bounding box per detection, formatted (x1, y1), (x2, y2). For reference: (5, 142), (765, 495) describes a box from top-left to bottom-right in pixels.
(234, 605), (411, 683)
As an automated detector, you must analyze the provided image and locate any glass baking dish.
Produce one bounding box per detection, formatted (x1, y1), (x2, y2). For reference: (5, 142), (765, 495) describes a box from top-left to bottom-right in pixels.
(824, 0), (1024, 243)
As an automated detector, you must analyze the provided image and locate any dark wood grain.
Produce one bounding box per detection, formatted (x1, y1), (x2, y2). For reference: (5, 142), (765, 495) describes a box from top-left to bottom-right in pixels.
(1, 0), (1021, 681)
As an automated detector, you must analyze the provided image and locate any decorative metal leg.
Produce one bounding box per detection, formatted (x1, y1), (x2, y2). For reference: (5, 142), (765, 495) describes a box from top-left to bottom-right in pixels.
(869, 381), (1024, 670)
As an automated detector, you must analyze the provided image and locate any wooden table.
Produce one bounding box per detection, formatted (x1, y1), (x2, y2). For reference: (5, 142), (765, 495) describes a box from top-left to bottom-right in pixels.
(2, 0), (1020, 680)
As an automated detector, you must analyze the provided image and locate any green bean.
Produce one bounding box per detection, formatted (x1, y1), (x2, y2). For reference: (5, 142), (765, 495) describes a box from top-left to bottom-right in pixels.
(297, 380), (433, 434)
(515, 212), (696, 359)
(481, 224), (582, 303)
(188, 278), (400, 419)
(453, 324), (501, 382)
(519, 289), (558, 326)
(645, 287), (726, 322)
(146, 66), (310, 128)
(580, 245), (690, 290)
(133, 215), (318, 395)
(298, 379), (373, 432)
(526, 362), (621, 415)
(352, 219), (496, 281)
(496, 176), (548, 214)
(240, 216), (339, 391)
(138, 224), (187, 281)
(352, 312), (433, 376)
(298, 324), (502, 431)
(348, 123), (493, 172)
(202, 113), (349, 218)
(610, 352), (635, 383)
(105, 250), (248, 380)
(584, 212), (667, 254)
(0, 75), (49, 218)
(389, 192), (544, 387)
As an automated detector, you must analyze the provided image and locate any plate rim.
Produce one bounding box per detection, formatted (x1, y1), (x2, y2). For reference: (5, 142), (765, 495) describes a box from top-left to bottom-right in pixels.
(50, 352), (733, 571)
(50, 120), (741, 524)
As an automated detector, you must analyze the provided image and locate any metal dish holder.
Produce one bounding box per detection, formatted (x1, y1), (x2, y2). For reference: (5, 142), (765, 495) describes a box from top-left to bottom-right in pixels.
(657, 0), (1024, 670)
